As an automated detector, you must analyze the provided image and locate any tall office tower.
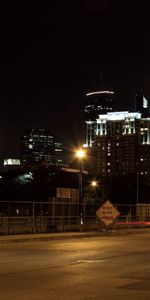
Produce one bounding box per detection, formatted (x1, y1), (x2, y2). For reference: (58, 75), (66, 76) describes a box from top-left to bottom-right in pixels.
(21, 129), (55, 165)
(93, 111), (150, 176)
(136, 92), (150, 117)
(84, 90), (115, 147)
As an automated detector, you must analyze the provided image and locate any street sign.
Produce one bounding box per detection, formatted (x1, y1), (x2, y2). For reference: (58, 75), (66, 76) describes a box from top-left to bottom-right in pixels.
(96, 200), (120, 225)
(56, 188), (71, 199)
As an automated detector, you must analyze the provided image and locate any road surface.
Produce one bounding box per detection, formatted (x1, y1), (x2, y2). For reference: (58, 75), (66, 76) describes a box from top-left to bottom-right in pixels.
(0, 232), (150, 299)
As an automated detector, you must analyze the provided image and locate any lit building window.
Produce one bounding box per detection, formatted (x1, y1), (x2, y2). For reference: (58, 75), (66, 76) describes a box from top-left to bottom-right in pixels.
(29, 144), (33, 149)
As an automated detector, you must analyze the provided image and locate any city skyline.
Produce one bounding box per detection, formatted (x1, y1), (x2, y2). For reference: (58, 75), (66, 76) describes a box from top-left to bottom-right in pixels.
(1, 2), (150, 161)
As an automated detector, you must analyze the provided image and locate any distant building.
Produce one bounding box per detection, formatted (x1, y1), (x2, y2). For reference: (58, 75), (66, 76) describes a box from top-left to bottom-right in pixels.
(3, 159), (21, 168)
(84, 90), (115, 147)
(93, 111), (150, 176)
(21, 129), (55, 165)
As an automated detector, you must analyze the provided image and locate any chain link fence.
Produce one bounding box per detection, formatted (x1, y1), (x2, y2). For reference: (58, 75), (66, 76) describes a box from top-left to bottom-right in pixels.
(0, 200), (149, 235)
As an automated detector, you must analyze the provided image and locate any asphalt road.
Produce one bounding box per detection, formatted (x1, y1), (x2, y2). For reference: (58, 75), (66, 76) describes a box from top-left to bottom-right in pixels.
(1, 232), (150, 300)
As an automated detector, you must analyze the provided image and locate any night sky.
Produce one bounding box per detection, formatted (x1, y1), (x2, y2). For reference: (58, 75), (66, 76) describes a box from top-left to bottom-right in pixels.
(0, 1), (150, 163)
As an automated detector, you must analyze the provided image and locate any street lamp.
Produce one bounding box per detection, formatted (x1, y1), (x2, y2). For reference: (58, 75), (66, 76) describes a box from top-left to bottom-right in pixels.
(136, 161), (139, 222)
(75, 148), (86, 224)
(91, 180), (98, 207)
(136, 162), (139, 205)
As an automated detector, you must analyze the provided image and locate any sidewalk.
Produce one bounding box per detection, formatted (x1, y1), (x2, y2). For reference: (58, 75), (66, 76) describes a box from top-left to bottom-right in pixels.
(1, 228), (150, 244)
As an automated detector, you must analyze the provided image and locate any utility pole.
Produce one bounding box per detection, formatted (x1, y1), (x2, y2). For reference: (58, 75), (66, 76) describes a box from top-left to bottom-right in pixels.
(75, 149), (86, 225)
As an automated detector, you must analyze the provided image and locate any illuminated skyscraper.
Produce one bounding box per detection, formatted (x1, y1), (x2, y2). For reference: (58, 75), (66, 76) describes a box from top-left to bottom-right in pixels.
(84, 90), (115, 147)
(94, 111), (150, 176)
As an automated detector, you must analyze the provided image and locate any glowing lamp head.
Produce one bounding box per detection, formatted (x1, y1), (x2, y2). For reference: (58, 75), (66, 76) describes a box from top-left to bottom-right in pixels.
(91, 180), (98, 188)
(76, 149), (85, 159)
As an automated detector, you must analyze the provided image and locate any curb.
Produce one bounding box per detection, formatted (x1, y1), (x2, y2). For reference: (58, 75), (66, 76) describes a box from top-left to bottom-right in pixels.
(0, 228), (150, 244)
(0, 232), (100, 244)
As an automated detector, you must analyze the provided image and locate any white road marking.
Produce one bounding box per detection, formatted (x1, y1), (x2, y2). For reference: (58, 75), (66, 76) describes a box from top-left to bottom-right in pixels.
(77, 259), (104, 263)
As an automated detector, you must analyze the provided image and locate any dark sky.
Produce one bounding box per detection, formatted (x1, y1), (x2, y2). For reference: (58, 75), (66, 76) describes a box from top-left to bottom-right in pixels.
(0, 1), (150, 162)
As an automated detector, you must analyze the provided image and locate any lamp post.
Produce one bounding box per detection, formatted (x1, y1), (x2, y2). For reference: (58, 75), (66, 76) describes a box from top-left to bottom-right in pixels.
(136, 161), (139, 222)
(91, 180), (99, 212)
(76, 148), (86, 224)
(91, 180), (98, 200)
(136, 162), (139, 205)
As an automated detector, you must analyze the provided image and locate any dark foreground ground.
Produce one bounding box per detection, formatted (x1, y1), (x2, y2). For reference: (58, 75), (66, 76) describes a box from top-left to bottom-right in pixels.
(1, 230), (150, 299)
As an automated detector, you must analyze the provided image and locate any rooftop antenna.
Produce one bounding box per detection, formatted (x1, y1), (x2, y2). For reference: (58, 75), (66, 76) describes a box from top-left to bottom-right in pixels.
(135, 88), (143, 111)
(140, 88), (143, 96)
